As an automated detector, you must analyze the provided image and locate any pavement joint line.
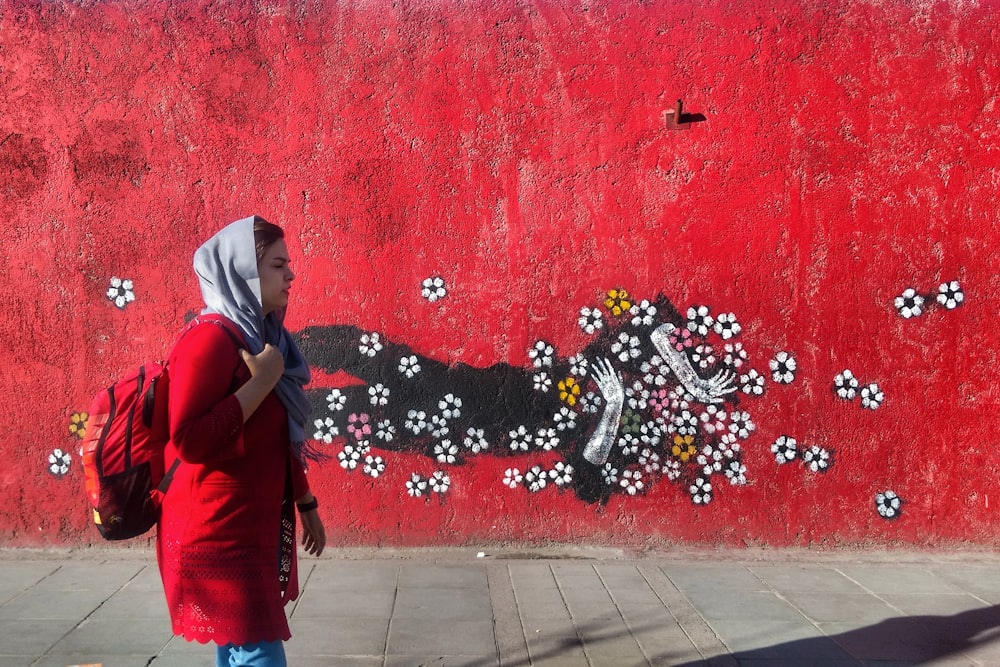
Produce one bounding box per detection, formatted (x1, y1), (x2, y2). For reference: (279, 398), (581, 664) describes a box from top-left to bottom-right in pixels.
(550, 561), (594, 667)
(594, 562), (653, 667)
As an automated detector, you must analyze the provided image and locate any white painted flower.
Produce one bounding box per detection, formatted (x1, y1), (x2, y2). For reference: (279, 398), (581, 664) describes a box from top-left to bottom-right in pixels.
(713, 312), (742, 340)
(723, 342), (747, 368)
(771, 436), (798, 464)
(398, 355), (421, 378)
(625, 381), (649, 410)
(534, 427), (559, 451)
(618, 433), (641, 456)
(48, 449), (71, 476)
(725, 460), (748, 485)
(601, 463), (619, 486)
(728, 411), (755, 439)
(937, 280), (964, 310)
(663, 458), (682, 481)
(690, 344), (716, 369)
(326, 389), (347, 412)
(525, 465), (548, 492)
(508, 426), (530, 452)
(638, 421), (662, 448)
(686, 305), (714, 336)
(641, 356), (670, 387)
(770, 351), (797, 384)
(569, 354), (589, 378)
(578, 307), (604, 334)
(554, 406), (578, 431)
(860, 383), (884, 410)
(429, 470), (451, 494)
(876, 491), (902, 519)
(611, 333), (642, 363)
(502, 467), (523, 489)
(802, 445), (831, 472)
(894, 288), (925, 319)
(433, 439), (458, 464)
(106, 276), (136, 309)
(619, 469), (645, 495)
(359, 331), (383, 357)
(639, 448), (661, 474)
(437, 394), (463, 420)
(629, 300), (657, 327)
(429, 414), (450, 439)
(533, 371), (552, 392)
(833, 369), (859, 400)
(699, 404), (727, 434)
(338, 445), (362, 470)
(368, 383), (389, 406)
(404, 410), (429, 435)
(421, 276), (447, 302)
(697, 445), (724, 475)
(549, 461), (574, 487)
(739, 368), (765, 396)
(463, 428), (489, 454)
(670, 409), (699, 437)
(529, 340), (555, 368)
(375, 419), (395, 443)
(407, 473), (428, 497)
(363, 455), (386, 478)
(313, 417), (339, 443)
(690, 477), (713, 504)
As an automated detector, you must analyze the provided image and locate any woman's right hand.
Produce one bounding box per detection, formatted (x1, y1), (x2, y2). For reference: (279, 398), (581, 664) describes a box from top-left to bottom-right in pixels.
(239, 344), (285, 390)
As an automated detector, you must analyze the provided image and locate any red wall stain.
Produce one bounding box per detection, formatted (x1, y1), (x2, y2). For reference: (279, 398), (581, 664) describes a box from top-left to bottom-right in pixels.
(1, 0), (998, 548)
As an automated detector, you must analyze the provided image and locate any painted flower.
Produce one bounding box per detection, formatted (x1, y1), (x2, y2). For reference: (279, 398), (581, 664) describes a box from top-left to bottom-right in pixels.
(618, 433), (641, 456)
(699, 404), (727, 435)
(638, 421), (662, 448)
(359, 331), (383, 357)
(534, 427), (559, 451)
(421, 276), (447, 302)
(68, 412), (88, 439)
(686, 305), (714, 337)
(670, 410), (699, 437)
(894, 288), (925, 319)
(569, 354), (589, 378)
(833, 369), (859, 400)
(641, 356), (670, 387)
(429, 470), (451, 494)
(404, 410), (429, 435)
(639, 448), (661, 474)
(669, 326), (694, 351)
(723, 342), (747, 368)
(347, 413), (371, 439)
(407, 473), (428, 497)
(690, 477), (713, 504)
(106, 276), (135, 309)
(549, 461), (574, 487)
(725, 460), (748, 485)
(619, 469), (645, 495)
(605, 289), (632, 317)
(529, 340), (555, 368)
(554, 406), (578, 431)
(433, 439), (459, 464)
(875, 490), (902, 519)
(338, 444), (362, 470)
(621, 409), (642, 435)
(611, 332), (642, 363)
(601, 463), (619, 486)
(326, 389), (347, 412)
(502, 467), (523, 489)
(668, 386), (693, 411)
(860, 383), (884, 410)
(578, 307), (604, 334)
(313, 417), (339, 444)
(697, 445), (724, 474)
(625, 381), (649, 410)
(717, 432), (741, 458)
(508, 426), (531, 452)
(463, 428), (489, 454)
(739, 369), (765, 396)
(771, 436), (798, 464)
(671, 434), (697, 462)
(629, 300), (657, 327)
(662, 458), (682, 480)
(429, 414), (450, 439)
(558, 377), (581, 406)
(48, 448), (71, 476)
(713, 312), (742, 340)
(438, 393), (463, 420)
(579, 391), (603, 414)
(398, 355), (422, 378)
(728, 411), (755, 440)
(375, 419), (395, 442)
(802, 445), (831, 472)
(525, 465), (548, 492)
(770, 351), (797, 384)
(647, 388), (670, 417)
(689, 344), (715, 370)
(363, 455), (386, 478)
(368, 383), (390, 406)
(937, 280), (964, 310)
(533, 372), (552, 393)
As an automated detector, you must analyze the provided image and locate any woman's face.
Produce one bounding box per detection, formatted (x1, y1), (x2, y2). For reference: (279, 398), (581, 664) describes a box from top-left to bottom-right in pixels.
(258, 239), (295, 315)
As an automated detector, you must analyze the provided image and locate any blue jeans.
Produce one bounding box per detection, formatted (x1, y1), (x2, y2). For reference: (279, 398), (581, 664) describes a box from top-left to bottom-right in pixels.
(216, 640), (287, 667)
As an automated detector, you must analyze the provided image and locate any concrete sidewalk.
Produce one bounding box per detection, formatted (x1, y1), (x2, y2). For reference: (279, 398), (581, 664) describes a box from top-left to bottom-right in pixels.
(2, 547), (1000, 667)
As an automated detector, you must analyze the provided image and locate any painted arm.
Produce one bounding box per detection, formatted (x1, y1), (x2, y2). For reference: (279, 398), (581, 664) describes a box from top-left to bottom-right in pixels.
(582, 357), (625, 466)
(650, 323), (736, 404)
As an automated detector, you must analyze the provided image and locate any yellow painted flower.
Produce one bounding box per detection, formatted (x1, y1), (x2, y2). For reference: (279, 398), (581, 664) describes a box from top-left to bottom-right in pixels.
(671, 434), (696, 462)
(69, 412), (88, 439)
(558, 377), (580, 406)
(604, 289), (631, 317)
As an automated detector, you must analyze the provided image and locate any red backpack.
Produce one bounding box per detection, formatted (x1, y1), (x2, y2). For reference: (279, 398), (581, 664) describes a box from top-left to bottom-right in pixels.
(81, 315), (244, 540)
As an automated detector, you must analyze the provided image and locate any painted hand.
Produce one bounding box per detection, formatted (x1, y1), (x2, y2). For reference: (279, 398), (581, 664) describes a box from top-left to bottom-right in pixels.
(591, 357), (624, 407)
(693, 368), (737, 404)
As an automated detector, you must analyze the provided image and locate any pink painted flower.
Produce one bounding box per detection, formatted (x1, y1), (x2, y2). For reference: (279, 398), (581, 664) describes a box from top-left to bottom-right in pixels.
(669, 326), (693, 351)
(347, 413), (371, 439)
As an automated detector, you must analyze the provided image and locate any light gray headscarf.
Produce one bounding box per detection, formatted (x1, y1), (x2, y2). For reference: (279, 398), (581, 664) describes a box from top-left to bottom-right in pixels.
(193, 216), (318, 465)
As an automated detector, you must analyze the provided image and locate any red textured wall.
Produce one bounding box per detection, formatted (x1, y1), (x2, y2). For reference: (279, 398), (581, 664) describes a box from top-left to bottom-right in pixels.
(2, 0), (998, 548)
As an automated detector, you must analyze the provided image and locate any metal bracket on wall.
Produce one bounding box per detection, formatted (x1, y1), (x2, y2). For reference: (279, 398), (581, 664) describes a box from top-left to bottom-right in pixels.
(664, 99), (705, 130)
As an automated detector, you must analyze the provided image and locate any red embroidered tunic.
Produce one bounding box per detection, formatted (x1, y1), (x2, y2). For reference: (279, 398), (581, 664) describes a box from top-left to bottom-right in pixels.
(156, 320), (309, 645)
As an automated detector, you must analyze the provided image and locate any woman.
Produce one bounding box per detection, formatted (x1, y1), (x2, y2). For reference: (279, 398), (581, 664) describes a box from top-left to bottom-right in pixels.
(158, 215), (326, 667)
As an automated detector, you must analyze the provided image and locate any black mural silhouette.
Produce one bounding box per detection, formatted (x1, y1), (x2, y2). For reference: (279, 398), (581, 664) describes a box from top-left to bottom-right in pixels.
(295, 294), (754, 504)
